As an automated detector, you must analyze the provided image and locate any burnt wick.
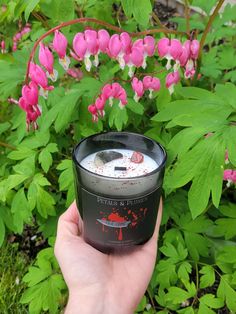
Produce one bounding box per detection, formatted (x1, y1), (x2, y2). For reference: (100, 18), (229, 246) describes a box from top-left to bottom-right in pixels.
(114, 166), (127, 171)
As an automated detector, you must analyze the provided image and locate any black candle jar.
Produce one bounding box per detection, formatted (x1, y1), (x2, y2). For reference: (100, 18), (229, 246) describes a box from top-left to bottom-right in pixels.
(72, 132), (166, 253)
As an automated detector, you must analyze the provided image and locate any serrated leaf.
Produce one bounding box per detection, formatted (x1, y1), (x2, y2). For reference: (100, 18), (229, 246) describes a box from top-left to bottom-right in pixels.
(0, 215), (5, 246)
(132, 0), (152, 26)
(199, 266), (215, 289)
(217, 275), (236, 311)
(24, 0), (40, 21)
(57, 159), (73, 191)
(178, 262), (192, 281)
(36, 186), (55, 218)
(109, 105), (128, 131)
(166, 287), (193, 304)
(13, 155), (35, 177)
(216, 246), (236, 264)
(198, 303), (215, 314)
(11, 188), (32, 233)
(8, 146), (35, 160)
(160, 242), (188, 262)
(184, 232), (209, 261)
(155, 260), (178, 288)
(127, 98), (144, 115)
(121, 0), (134, 17)
(200, 294), (224, 309)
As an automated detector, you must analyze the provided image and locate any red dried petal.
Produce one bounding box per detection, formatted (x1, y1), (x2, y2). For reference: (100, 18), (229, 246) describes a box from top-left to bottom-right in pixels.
(131, 151), (144, 163)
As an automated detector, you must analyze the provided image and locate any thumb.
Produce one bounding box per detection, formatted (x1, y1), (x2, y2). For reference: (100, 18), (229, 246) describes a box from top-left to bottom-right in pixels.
(56, 201), (82, 238)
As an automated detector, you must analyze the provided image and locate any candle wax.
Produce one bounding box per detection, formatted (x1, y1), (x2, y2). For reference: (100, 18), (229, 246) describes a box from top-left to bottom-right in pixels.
(80, 149), (158, 178)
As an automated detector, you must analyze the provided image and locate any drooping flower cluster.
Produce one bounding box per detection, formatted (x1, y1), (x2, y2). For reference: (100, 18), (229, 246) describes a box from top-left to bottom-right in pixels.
(18, 81), (41, 130)
(72, 30), (156, 77)
(223, 169), (236, 187)
(157, 38), (199, 79)
(131, 76), (161, 102)
(12, 23), (31, 52)
(88, 83), (127, 122)
(14, 27), (200, 129)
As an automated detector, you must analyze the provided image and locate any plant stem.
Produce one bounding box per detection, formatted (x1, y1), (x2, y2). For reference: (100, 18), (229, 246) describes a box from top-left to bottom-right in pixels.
(151, 12), (168, 31)
(0, 141), (16, 150)
(184, 0), (190, 35)
(24, 17), (188, 84)
(194, 0), (225, 81)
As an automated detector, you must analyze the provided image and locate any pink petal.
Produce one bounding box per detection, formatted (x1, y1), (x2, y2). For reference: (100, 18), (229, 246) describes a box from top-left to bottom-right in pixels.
(108, 34), (122, 58)
(98, 29), (110, 53)
(157, 37), (170, 58)
(73, 33), (87, 59)
(53, 30), (68, 59)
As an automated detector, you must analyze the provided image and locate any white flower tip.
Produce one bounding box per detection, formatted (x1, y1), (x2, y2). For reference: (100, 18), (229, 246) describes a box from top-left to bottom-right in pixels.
(133, 94), (140, 103)
(59, 56), (70, 71)
(109, 97), (113, 107)
(46, 69), (58, 82)
(118, 101), (125, 109)
(168, 85), (174, 95)
(39, 87), (48, 99)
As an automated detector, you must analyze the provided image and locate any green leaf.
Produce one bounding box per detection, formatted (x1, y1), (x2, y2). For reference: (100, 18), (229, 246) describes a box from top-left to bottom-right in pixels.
(41, 0), (74, 22)
(127, 98), (144, 115)
(166, 287), (194, 304)
(36, 186), (56, 218)
(199, 294), (224, 309)
(216, 246), (236, 264)
(121, 0), (134, 17)
(23, 260), (52, 287)
(198, 303), (215, 314)
(8, 146), (35, 160)
(39, 148), (52, 173)
(0, 215), (5, 246)
(160, 242), (188, 263)
(177, 262), (192, 281)
(155, 260), (178, 288)
(184, 232), (209, 261)
(132, 0), (152, 26)
(217, 275), (236, 311)
(168, 135), (225, 218)
(11, 188), (32, 233)
(13, 155), (35, 177)
(57, 160), (73, 191)
(136, 295), (147, 312)
(24, 0), (40, 21)
(199, 266), (215, 289)
(109, 105), (128, 131)
(54, 90), (81, 133)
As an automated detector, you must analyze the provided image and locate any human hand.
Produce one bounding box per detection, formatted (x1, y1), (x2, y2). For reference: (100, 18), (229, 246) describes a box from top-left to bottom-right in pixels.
(54, 200), (163, 314)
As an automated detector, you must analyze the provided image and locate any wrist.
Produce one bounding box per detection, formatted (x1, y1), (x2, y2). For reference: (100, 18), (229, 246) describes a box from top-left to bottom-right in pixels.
(65, 286), (134, 314)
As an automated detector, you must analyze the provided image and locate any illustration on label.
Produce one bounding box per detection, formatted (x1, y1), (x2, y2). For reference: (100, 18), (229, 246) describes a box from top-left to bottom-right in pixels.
(96, 208), (148, 241)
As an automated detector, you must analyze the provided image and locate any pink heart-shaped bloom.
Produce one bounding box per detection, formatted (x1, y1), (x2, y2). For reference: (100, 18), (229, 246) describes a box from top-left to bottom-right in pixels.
(73, 33), (87, 59)
(131, 77), (144, 97)
(39, 42), (54, 74)
(157, 38), (170, 58)
(22, 81), (38, 106)
(144, 36), (155, 56)
(84, 29), (98, 55)
(53, 30), (68, 59)
(29, 62), (48, 88)
(98, 29), (110, 53)
(120, 32), (132, 54)
(108, 34), (122, 58)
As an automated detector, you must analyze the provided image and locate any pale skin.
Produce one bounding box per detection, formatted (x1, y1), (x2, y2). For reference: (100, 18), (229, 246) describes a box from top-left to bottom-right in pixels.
(54, 200), (163, 314)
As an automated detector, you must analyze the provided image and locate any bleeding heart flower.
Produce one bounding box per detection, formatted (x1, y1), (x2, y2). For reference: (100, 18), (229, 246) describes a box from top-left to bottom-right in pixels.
(67, 68), (83, 80)
(88, 104), (98, 122)
(124, 46), (144, 77)
(143, 76), (161, 98)
(223, 169), (236, 187)
(117, 87), (128, 109)
(98, 29), (110, 53)
(133, 36), (155, 69)
(95, 94), (106, 117)
(165, 71), (180, 94)
(108, 33), (131, 69)
(29, 62), (54, 98)
(131, 77), (144, 102)
(157, 38), (182, 70)
(1, 40), (6, 54)
(39, 43), (58, 82)
(84, 29), (99, 68)
(22, 81), (38, 106)
(53, 30), (70, 70)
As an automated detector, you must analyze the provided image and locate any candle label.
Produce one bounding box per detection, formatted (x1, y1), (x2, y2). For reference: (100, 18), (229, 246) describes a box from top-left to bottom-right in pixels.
(81, 187), (161, 246)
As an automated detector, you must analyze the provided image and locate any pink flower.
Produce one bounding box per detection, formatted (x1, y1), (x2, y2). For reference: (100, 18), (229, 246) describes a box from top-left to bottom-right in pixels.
(95, 95), (106, 117)
(73, 31), (99, 71)
(223, 169), (236, 187)
(157, 38), (182, 70)
(133, 36), (155, 68)
(124, 47), (144, 77)
(143, 76), (161, 98)
(117, 87), (128, 109)
(39, 43), (58, 82)
(225, 150), (229, 164)
(182, 40), (200, 78)
(88, 104), (98, 122)
(97, 29), (110, 53)
(165, 71), (180, 94)
(131, 77), (144, 102)
(101, 83), (127, 108)
(22, 81), (38, 106)
(1, 40), (5, 53)
(53, 30), (70, 70)
(21, 24), (31, 36)
(108, 32), (131, 69)
(67, 68), (83, 80)
(12, 42), (17, 52)
(29, 62), (54, 98)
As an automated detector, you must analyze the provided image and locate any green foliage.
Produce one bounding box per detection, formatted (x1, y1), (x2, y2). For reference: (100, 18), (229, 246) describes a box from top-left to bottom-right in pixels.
(0, 0), (235, 313)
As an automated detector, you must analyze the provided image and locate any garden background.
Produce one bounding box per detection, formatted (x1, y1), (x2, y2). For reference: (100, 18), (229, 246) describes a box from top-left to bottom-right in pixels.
(0, 0), (236, 313)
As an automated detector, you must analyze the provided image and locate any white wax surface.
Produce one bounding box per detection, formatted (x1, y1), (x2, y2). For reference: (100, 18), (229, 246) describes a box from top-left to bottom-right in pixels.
(80, 149), (158, 178)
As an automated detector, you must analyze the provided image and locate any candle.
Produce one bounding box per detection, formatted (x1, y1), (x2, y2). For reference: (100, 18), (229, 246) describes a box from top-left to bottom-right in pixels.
(80, 149), (158, 178)
(72, 132), (166, 253)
